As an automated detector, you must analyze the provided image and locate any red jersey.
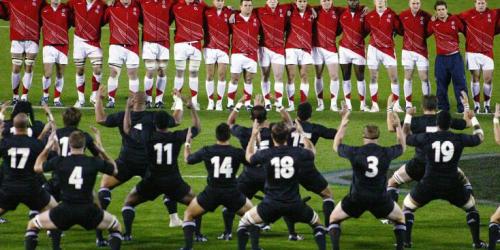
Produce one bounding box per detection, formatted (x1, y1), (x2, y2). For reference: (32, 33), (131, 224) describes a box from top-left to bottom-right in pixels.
(427, 15), (464, 55)
(313, 6), (345, 53)
(104, 0), (142, 54)
(41, 4), (72, 55)
(139, 0), (172, 48)
(3, 0), (46, 42)
(203, 6), (231, 53)
(256, 4), (291, 55)
(285, 6), (314, 53)
(231, 13), (260, 61)
(172, 0), (206, 49)
(364, 8), (402, 58)
(338, 6), (367, 57)
(68, 0), (107, 48)
(459, 8), (499, 59)
(399, 9), (431, 58)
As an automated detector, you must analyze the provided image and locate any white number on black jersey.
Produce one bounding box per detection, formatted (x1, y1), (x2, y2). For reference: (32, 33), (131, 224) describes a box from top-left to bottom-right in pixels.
(431, 141), (454, 163)
(154, 143), (173, 165)
(69, 166), (83, 189)
(291, 132), (312, 147)
(270, 156), (295, 179)
(211, 156), (233, 178)
(254, 140), (270, 151)
(59, 137), (70, 157)
(365, 156), (379, 178)
(7, 148), (30, 169)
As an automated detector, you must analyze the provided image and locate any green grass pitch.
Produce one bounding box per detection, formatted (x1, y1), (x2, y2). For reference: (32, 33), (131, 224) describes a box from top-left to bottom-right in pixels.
(0, 0), (499, 249)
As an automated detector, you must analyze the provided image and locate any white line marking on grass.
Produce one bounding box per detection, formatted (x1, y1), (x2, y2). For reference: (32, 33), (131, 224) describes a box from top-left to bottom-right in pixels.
(44, 173), (207, 178)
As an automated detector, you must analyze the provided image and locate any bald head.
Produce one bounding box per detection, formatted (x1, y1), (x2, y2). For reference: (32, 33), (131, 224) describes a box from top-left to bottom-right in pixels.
(13, 113), (29, 129)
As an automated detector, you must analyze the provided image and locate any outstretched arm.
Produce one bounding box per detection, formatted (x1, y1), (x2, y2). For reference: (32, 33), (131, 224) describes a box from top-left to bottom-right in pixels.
(91, 127), (118, 175)
(123, 96), (134, 135)
(386, 95), (395, 132)
(34, 131), (57, 173)
(245, 119), (260, 162)
(294, 119), (315, 155)
(227, 96), (245, 127)
(183, 127), (193, 163)
(460, 91), (472, 127)
(393, 112), (406, 152)
(402, 107), (415, 136)
(333, 105), (350, 152)
(95, 85), (108, 125)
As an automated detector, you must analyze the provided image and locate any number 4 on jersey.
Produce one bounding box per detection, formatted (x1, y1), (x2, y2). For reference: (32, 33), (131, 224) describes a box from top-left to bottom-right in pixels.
(211, 156), (233, 178)
(69, 166), (83, 190)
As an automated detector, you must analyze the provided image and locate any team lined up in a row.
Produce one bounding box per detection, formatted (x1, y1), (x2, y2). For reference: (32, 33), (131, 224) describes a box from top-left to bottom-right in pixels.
(1, 0), (498, 113)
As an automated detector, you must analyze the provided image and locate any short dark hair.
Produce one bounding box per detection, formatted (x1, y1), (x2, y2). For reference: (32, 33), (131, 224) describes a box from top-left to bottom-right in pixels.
(437, 110), (451, 130)
(434, 0), (447, 10)
(251, 105), (267, 123)
(297, 102), (312, 121)
(216, 123), (231, 142)
(271, 122), (289, 145)
(422, 95), (438, 111)
(154, 111), (171, 130)
(62, 107), (82, 127)
(363, 124), (380, 139)
(69, 131), (86, 149)
(11, 101), (35, 123)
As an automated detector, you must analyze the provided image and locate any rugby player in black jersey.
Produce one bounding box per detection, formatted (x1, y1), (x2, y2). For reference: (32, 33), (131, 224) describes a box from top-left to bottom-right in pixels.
(490, 104), (500, 250)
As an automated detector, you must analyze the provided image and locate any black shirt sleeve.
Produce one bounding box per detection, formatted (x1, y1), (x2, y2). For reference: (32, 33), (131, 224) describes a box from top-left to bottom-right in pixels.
(186, 147), (206, 165)
(103, 112), (124, 128)
(450, 118), (467, 130)
(231, 125), (250, 139)
(314, 124), (337, 139)
(43, 157), (60, 172)
(0, 139), (6, 158)
(175, 127), (200, 142)
(460, 134), (482, 147)
(96, 158), (115, 175)
(386, 145), (404, 160)
(249, 149), (267, 166)
(406, 133), (426, 147)
(338, 144), (355, 159)
(84, 133), (100, 157)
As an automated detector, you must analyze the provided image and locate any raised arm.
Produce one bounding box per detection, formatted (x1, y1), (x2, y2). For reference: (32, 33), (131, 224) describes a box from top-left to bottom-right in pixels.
(183, 127), (193, 163)
(185, 97), (201, 132)
(386, 95), (395, 132)
(333, 105), (350, 152)
(95, 85), (108, 125)
(34, 131), (57, 173)
(245, 119), (260, 162)
(393, 112), (406, 152)
(294, 119), (315, 155)
(459, 91), (472, 127)
(227, 96), (245, 127)
(469, 109), (484, 143)
(402, 107), (415, 136)
(172, 90), (184, 125)
(91, 127), (118, 175)
(495, 104), (500, 145)
(123, 96), (134, 135)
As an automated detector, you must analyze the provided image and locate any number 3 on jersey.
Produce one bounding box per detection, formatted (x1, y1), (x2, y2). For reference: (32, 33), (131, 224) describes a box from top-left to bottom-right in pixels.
(271, 156), (295, 179)
(154, 143), (173, 165)
(365, 156), (379, 178)
(211, 156), (233, 178)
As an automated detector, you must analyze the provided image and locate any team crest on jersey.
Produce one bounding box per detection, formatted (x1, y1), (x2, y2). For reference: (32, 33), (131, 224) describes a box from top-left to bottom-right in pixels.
(133, 7), (138, 15)
(487, 14), (492, 23)
(451, 21), (455, 30)
(32, 0), (37, 6)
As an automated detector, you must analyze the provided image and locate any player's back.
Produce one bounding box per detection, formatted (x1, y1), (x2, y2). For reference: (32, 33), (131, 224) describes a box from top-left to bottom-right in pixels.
(289, 121), (336, 147)
(231, 125), (272, 177)
(195, 144), (246, 188)
(55, 127), (99, 157)
(338, 143), (403, 200)
(44, 155), (114, 204)
(250, 146), (314, 203)
(2, 120), (45, 139)
(0, 135), (44, 193)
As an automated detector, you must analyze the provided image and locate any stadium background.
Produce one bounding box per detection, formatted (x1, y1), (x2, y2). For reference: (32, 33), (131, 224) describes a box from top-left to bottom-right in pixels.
(0, 0), (499, 249)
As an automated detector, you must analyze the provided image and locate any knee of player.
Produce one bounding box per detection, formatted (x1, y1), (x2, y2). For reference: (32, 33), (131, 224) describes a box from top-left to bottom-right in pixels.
(491, 213), (500, 224)
(483, 76), (493, 84)
(329, 74), (339, 82)
(387, 176), (399, 187)
(402, 195), (418, 211)
(206, 74), (215, 81)
(217, 72), (227, 81)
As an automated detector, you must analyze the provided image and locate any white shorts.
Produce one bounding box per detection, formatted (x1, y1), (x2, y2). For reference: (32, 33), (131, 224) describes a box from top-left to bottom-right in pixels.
(42, 46), (68, 64)
(466, 52), (494, 71)
(401, 50), (429, 71)
(142, 41), (169, 60)
(338, 46), (365, 65)
(73, 36), (103, 60)
(108, 44), (140, 68)
(367, 45), (397, 70)
(203, 48), (229, 64)
(285, 48), (313, 65)
(174, 42), (202, 61)
(11, 40), (39, 54)
(258, 47), (285, 67)
(230, 54), (258, 74)
(312, 47), (339, 65)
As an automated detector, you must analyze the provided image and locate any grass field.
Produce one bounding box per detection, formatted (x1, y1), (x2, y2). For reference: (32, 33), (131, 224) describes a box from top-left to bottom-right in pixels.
(0, 0), (500, 249)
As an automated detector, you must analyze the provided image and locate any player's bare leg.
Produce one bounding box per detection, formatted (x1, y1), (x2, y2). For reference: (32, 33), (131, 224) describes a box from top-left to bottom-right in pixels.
(387, 66), (402, 112)
(96, 211), (123, 250)
(368, 68), (380, 112)
(260, 65), (272, 110)
(314, 64), (326, 111)
(206, 61), (228, 111)
(353, 64), (367, 111)
(298, 64), (311, 104)
(417, 69), (431, 96)
(53, 63), (66, 106)
(386, 202), (407, 250)
(74, 58), (87, 107)
(120, 187), (150, 241)
(11, 52), (24, 104)
(96, 174), (123, 245)
(206, 63), (217, 110)
(243, 71), (256, 110)
(106, 64), (122, 108)
(154, 60), (168, 108)
(339, 63), (354, 111)
(215, 63), (228, 111)
(24, 197), (60, 250)
(270, 63), (285, 110)
(387, 164), (413, 202)
(181, 198), (207, 250)
(237, 207), (265, 250)
(482, 70), (493, 114)
(90, 57), (104, 105)
(144, 59), (158, 108)
(127, 67), (139, 95)
(328, 201), (351, 250)
(326, 63), (340, 111)
(470, 69), (482, 113)
(17, 53), (37, 102)
(227, 73), (241, 109)
(41, 63), (55, 106)
(489, 206), (500, 250)
(286, 65), (297, 111)
(188, 60), (201, 110)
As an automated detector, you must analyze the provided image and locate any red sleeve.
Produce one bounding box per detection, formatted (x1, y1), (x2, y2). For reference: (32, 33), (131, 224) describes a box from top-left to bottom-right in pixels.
(66, 5), (74, 28)
(363, 14), (371, 34)
(456, 15), (465, 34)
(103, 6), (111, 24)
(394, 13), (404, 36)
(426, 20), (434, 36)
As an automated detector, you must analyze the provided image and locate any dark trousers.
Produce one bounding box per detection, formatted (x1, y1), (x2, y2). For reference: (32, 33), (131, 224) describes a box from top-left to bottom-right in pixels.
(435, 53), (468, 112)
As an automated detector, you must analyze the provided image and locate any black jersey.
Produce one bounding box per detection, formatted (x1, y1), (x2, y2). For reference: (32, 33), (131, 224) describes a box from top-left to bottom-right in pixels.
(187, 144), (246, 188)
(0, 135), (44, 194)
(1, 120), (45, 139)
(231, 125), (272, 179)
(407, 131), (481, 186)
(43, 155), (114, 204)
(145, 127), (199, 177)
(289, 121), (337, 147)
(250, 146), (314, 203)
(54, 127), (99, 157)
(102, 111), (175, 163)
(338, 143), (403, 200)
(409, 115), (467, 161)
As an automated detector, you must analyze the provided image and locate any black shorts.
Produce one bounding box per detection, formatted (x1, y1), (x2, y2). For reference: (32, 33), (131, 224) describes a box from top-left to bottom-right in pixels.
(404, 158), (426, 181)
(237, 172), (265, 199)
(299, 169), (328, 194)
(43, 178), (61, 202)
(115, 159), (148, 183)
(341, 194), (395, 219)
(50, 203), (104, 231)
(257, 199), (315, 224)
(0, 188), (51, 211)
(410, 181), (470, 208)
(197, 186), (247, 213)
(136, 175), (191, 202)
